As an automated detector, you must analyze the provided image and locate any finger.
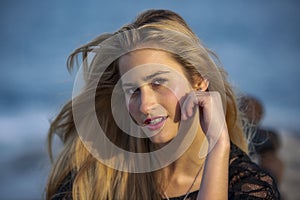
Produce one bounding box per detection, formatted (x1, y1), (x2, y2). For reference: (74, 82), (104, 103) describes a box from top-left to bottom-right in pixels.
(195, 91), (212, 108)
(181, 92), (198, 120)
(199, 92), (226, 138)
(194, 91), (212, 130)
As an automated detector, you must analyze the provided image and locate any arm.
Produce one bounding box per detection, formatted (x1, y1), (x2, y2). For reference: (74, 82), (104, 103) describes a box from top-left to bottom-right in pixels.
(197, 128), (230, 200)
(182, 91), (230, 200)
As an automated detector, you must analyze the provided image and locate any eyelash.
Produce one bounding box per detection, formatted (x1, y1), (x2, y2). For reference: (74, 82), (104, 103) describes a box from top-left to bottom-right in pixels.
(124, 78), (168, 95)
(125, 87), (139, 95)
(151, 78), (167, 87)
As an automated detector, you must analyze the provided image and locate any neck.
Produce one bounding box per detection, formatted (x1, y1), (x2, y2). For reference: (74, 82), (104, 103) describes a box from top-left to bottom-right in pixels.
(173, 127), (205, 171)
(160, 124), (207, 196)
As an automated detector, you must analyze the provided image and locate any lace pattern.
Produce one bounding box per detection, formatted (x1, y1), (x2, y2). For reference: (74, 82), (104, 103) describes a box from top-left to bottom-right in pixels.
(51, 143), (280, 200)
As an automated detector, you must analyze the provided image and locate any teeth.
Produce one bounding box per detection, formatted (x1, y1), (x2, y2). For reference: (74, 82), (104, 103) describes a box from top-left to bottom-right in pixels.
(149, 117), (163, 125)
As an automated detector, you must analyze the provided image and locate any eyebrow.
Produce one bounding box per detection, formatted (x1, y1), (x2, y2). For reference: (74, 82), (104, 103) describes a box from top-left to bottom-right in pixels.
(122, 70), (170, 87)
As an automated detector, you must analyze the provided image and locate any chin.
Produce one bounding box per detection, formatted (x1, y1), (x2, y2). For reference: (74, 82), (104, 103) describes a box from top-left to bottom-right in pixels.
(149, 135), (173, 147)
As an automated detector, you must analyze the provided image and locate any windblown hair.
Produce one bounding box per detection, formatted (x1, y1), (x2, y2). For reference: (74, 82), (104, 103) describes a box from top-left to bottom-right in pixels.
(46, 9), (247, 200)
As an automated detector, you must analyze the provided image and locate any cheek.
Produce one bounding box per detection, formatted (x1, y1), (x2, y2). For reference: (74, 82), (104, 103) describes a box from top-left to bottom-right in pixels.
(163, 91), (182, 119)
(127, 96), (139, 117)
(165, 82), (190, 121)
(171, 82), (190, 99)
(128, 100), (136, 113)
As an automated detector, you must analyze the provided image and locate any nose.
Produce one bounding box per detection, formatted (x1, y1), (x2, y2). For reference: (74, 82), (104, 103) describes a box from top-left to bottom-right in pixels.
(139, 86), (156, 114)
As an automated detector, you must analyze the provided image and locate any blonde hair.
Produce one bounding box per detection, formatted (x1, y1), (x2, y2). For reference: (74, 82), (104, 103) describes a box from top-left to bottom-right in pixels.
(46, 9), (247, 200)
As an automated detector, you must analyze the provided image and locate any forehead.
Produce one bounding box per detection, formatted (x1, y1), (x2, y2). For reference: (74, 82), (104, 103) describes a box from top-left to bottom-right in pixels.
(118, 49), (185, 76)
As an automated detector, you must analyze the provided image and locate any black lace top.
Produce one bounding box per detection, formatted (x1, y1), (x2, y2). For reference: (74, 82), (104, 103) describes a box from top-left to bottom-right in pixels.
(52, 143), (280, 200)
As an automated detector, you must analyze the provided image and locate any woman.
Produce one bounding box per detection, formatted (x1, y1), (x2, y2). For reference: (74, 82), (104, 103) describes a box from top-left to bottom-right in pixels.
(46, 9), (280, 200)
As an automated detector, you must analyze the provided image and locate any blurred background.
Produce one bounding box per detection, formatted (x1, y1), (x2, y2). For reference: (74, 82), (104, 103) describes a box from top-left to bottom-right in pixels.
(0, 0), (299, 199)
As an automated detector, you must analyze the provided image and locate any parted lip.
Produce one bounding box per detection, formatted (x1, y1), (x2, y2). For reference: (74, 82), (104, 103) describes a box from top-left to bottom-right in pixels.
(143, 116), (168, 126)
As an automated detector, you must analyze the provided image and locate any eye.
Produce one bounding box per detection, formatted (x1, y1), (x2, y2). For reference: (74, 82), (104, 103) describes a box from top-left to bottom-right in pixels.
(151, 78), (167, 87)
(125, 87), (140, 96)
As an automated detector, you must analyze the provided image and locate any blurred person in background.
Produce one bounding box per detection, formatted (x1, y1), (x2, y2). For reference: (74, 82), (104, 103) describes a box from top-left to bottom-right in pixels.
(239, 95), (285, 198)
(252, 129), (284, 185)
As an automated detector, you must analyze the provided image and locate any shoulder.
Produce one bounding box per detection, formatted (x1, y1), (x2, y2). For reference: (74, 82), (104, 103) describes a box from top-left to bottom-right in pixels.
(228, 143), (280, 199)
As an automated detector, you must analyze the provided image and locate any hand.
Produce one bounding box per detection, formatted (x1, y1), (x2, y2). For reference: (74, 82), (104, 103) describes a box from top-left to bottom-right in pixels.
(181, 91), (230, 156)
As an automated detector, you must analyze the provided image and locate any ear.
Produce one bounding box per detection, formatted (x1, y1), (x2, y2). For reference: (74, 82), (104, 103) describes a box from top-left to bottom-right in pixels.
(193, 78), (209, 91)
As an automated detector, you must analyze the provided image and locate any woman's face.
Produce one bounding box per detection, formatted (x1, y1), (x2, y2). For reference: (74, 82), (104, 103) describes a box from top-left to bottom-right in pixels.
(118, 49), (192, 145)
